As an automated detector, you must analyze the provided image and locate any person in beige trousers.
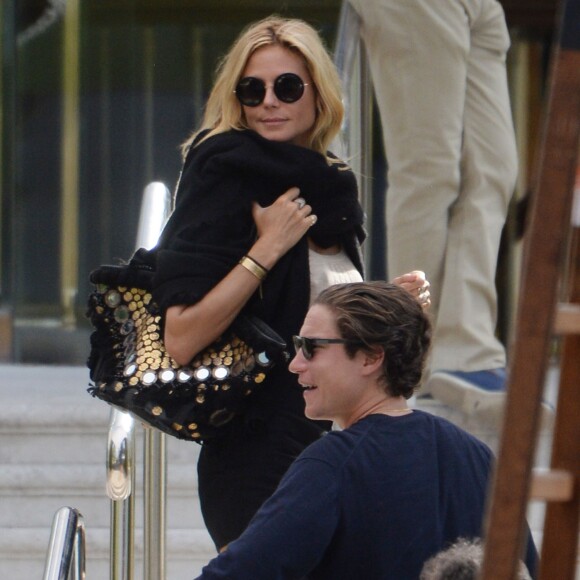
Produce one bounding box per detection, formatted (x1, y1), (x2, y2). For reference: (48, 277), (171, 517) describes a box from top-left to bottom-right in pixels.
(348, 0), (518, 423)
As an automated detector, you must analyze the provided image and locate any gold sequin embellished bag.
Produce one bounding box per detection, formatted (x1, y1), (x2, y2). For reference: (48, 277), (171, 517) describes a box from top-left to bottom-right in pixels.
(86, 264), (287, 442)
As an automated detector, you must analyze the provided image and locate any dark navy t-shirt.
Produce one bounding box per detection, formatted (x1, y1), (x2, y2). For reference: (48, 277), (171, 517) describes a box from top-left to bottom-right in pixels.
(196, 411), (537, 579)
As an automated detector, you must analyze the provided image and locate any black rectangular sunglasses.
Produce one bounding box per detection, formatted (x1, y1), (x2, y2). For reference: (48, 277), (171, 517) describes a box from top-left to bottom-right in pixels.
(235, 73), (309, 107)
(292, 335), (361, 360)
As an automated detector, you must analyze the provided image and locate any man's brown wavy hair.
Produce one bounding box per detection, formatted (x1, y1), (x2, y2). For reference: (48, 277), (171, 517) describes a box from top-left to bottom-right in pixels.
(314, 281), (432, 399)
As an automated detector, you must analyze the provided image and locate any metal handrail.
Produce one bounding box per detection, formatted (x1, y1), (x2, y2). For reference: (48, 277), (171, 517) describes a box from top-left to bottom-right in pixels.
(108, 408), (136, 580)
(333, 1), (374, 274)
(334, 1), (363, 142)
(43, 507), (86, 580)
(143, 428), (167, 580)
(107, 409), (135, 501)
(106, 181), (172, 580)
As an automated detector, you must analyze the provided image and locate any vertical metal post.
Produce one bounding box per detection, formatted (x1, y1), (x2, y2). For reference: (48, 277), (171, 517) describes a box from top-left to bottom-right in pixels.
(108, 408), (136, 580)
(0, 0), (17, 359)
(358, 49), (374, 275)
(110, 492), (135, 580)
(333, 2), (374, 273)
(43, 507), (86, 580)
(144, 429), (167, 580)
(143, 28), (155, 185)
(60, 0), (80, 327)
(136, 183), (171, 580)
(72, 515), (87, 580)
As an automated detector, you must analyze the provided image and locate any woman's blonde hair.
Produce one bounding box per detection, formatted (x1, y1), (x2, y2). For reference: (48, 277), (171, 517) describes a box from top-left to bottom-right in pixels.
(181, 16), (344, 158)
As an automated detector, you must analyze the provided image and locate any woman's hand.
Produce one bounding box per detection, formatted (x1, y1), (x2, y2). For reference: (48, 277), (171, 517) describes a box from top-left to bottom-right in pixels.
(392, 270), (431, 309)
(251, 187), (316, 269)
(164, 187), (316, 365)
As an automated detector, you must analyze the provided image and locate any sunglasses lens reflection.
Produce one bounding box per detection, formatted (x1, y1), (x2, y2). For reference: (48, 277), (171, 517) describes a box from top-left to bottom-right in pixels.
(236, 77), (265, 106)
(275, 74), (305, 103)
(292, 336), (313, 360)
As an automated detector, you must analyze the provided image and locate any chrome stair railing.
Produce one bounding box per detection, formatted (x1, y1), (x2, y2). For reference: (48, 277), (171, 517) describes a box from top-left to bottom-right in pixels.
(43, 507), (86, 580)
(106, 181), (172, 580)
(108, 407), (136, 580)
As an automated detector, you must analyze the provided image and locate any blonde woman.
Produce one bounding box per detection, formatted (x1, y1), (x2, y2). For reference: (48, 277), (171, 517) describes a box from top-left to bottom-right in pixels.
(147, 16), (429, 550)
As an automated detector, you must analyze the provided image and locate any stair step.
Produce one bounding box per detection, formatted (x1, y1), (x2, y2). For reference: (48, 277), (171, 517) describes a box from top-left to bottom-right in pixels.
(0, 463), (199, 493)
(1, 427), (202, 465)
(0, 463), (205, 529)
(0, 366), (203, 466)
(0, 526), (215, 579)
(0, 364), (213, 578)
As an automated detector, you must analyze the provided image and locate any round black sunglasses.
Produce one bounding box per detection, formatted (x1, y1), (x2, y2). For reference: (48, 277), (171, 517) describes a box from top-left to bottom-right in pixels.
(292, 336), (363, 361)
(235, 73), (309, 107)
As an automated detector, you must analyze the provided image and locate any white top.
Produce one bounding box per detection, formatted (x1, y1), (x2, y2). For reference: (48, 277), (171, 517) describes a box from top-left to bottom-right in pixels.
(309, 247), (363, 305)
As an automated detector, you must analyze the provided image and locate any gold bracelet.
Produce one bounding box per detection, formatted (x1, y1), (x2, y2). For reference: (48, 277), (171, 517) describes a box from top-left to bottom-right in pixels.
(244, 254), (269, 275)
(239, 255), (268, 281)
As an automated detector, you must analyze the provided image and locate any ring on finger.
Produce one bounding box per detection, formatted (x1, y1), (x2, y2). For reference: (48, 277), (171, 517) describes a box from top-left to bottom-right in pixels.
(295, 197), (306, 210)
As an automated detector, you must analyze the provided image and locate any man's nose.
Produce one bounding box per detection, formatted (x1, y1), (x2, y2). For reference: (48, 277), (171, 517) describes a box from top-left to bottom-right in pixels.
(288, 350), (306, 374)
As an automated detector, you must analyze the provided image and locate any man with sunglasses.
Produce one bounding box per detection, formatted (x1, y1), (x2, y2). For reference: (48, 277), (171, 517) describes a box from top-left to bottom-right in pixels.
(195, 281), (538, 579)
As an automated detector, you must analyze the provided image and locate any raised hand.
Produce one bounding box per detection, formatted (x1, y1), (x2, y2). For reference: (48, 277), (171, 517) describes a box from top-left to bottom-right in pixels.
(392, 270), (431, 309)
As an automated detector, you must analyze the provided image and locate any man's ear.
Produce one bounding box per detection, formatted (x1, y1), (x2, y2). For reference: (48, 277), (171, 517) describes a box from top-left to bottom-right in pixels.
(360, 347), (384, 377)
